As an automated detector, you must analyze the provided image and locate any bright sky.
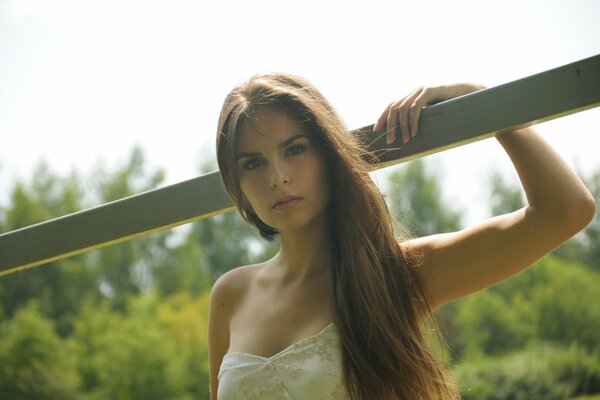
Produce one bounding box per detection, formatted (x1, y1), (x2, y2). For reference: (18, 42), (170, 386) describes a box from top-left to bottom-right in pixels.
(1, 0), (599, 226)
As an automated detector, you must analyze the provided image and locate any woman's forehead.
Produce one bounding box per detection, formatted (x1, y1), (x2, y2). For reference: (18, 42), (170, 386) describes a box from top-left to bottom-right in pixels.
(236, 108), (307, 152)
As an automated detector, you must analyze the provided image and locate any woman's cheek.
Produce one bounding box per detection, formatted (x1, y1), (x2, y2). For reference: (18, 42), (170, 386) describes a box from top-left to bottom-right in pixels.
(241, 181), (264, 211)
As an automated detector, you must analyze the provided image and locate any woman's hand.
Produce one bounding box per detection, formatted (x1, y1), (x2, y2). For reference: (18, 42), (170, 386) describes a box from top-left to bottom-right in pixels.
(373, 83), (485, 145)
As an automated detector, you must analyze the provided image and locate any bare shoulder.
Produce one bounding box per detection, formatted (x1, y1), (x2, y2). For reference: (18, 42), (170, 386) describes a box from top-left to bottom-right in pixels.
(211, 263), (261, 314)
(208, 263), (263, 398)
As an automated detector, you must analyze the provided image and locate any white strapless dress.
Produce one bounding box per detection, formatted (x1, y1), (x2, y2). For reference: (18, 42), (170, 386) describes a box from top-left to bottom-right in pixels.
(217, 323), (349, 399)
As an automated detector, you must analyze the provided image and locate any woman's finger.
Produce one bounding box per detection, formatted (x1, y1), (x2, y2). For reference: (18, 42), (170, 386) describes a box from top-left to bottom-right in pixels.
(378, 84), (485, 145)
(398, 88), (422, 144)
(386, 101), (401, 144)
(373, 105), (391, 133)
(409, 88), (434, 137)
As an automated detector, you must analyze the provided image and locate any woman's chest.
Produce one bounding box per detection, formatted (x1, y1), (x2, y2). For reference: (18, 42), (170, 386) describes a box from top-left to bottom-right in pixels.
(228, 284), (331, 358)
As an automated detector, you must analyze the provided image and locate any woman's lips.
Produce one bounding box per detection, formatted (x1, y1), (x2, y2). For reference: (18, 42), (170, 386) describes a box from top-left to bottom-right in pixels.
(272, 195), (302, 210)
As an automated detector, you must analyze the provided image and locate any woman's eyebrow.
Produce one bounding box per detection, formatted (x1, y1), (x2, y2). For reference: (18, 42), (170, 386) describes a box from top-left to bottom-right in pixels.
(235, 133), (309, 160)
(278, 133), (309, 149)
(235, 151), (260, 161)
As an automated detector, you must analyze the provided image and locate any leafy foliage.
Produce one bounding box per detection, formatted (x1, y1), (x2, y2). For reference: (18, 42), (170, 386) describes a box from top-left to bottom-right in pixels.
(455, 343), (600, 400)
(488, 171), (525, 216)
(72, 293), (210, 399)
(440, 255), (600, 361)
(0, 301), (79, 399)
(578, 170), (600, 269)
(387, 159), (463, 236)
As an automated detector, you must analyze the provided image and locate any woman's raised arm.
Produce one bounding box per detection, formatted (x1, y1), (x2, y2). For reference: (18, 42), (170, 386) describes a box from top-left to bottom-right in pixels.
(375, 84), (596, 309)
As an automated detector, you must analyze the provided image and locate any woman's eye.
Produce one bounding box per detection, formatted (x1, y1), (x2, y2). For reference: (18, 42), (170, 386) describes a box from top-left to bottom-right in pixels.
(243, 159), (263, 170)
(286, 144), (306, 156)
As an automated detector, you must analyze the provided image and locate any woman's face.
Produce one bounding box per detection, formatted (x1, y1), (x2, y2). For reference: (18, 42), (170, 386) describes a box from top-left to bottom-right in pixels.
(235, 107), (330, 234)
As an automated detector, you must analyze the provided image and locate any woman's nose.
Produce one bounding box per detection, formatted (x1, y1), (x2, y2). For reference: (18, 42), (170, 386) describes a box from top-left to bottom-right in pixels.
(270, 161), (290, 188)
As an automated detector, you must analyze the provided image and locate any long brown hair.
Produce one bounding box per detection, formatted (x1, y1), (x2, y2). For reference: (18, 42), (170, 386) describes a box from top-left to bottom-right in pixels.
(216, 72), (459, 399)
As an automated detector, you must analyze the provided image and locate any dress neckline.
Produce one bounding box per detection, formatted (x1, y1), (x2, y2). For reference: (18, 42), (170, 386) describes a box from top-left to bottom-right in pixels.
(225, 322), (335, 361)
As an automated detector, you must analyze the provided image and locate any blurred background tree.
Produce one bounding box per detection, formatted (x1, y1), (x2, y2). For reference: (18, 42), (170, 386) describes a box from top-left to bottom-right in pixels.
(387, 159), (463, 237)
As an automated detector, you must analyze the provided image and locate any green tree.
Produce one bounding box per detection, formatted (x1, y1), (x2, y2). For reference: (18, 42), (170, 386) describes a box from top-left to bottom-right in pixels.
(387, 159), (463, 237)
(72, 292), (210, 399)
(443, 254), (600, 361)
(578, 170), (600, 269)
(0, 148), (174, 331)
(155, 292), (211, 398)
(454, 343), (600, 400)
(0, 301), (79, 399)
(191, 210), (277, 282)
(452, 290), (531, 358)
(488, 171), (524, 216)
(529, 257), (600, 351)
(86, 147), (172, 309)
(153, 231), (211, 296)
(0, 165), (92, 333)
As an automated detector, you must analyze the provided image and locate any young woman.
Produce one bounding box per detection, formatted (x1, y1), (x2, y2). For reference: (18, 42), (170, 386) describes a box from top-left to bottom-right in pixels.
(208, 72), (595, 399)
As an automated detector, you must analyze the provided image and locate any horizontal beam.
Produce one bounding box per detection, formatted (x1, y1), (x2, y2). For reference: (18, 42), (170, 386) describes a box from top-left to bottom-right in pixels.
(359, 54), (600, 169)
(1, 54), (599, 276)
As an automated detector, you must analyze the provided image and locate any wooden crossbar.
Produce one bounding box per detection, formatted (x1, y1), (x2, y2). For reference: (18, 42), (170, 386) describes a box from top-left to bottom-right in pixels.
(1, 54), (599, 276)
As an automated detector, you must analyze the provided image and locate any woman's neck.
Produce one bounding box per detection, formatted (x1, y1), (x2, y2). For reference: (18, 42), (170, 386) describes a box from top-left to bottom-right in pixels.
(272, 219), (330, 282)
